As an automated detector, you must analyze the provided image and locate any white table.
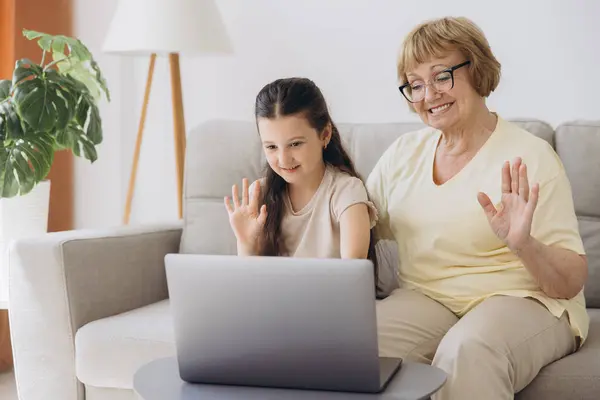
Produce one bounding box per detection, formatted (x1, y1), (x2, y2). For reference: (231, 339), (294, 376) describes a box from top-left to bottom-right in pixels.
(134, 357), (447, 400)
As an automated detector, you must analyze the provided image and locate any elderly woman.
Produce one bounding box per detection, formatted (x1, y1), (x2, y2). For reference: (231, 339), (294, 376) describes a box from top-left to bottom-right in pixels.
(367, 16), (588, 399)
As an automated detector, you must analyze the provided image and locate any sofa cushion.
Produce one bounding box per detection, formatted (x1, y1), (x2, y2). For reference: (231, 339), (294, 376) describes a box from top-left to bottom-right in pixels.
(516, 308), (600, 399)
(555, 121), (600, 307)
(75, 300), (175, 389)
(375, 239), (400, 298)
(555, 121), (600, 219)
(579, 218), (600, 307)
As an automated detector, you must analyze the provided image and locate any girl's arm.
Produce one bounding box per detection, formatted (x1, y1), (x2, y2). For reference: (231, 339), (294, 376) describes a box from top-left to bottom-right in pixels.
(339, 203), (372, 259)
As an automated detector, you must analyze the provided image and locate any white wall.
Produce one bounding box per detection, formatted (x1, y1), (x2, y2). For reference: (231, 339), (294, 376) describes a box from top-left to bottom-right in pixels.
(73, 0), (600, 229)
(73, 0), (125, 228)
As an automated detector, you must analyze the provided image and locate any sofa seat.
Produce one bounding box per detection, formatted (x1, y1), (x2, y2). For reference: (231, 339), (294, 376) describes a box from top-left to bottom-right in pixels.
(75, 300), (175, 390)
(75, 298), (599, 398)
(516, 308), (600, 399)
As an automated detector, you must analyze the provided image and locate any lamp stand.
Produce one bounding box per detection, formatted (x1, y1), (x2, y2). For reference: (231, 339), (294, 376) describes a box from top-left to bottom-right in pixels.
(169, 53), (187, 221)
(123, 53), (187, 224)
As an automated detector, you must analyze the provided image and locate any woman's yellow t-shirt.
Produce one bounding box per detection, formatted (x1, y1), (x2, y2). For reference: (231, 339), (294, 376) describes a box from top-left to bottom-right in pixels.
(366, 116), (589, 343)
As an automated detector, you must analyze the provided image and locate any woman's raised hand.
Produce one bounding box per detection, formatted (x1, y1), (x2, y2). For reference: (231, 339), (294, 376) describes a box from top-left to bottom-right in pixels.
(477, 157), (539, 253)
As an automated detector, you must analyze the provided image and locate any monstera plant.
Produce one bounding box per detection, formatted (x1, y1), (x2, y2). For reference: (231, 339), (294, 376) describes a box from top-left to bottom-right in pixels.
(0, 29), (110, 198)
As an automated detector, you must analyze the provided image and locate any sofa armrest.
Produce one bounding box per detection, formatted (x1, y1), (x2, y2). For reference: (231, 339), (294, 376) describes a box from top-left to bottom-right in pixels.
(8, 221), (183, 400)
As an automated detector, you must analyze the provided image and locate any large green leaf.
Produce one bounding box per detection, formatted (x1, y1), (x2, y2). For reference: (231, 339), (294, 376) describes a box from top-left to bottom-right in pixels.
(75, 96), (89, 127)
(0, 100), (25, 140)
(0, 81), (13, 140)
(0, 80), (11, 99)
(74, 94), (102, 145)
(55, 124), (97, 162)
(90, 59), (110, 102)
(0, 150), (20, 197)
(51, 74), (102, 147)
(0, 104), (6, 141)
(87, 102), (102, 144)
(53, 51), (109, 102)
(12, 59), (43, 87)
(22, 29), (46, 41)
(59, 72), (90, 95)
(56, 56), (102, 100)
(64, 37), (92, 62)
(46, 70), (76, 130)
(0, 79), (24, 140)
(52, 37), (67, 54)
(0, 133), (54, 197)
(23, 29), (63, 54)
(12, 74), (72, 133)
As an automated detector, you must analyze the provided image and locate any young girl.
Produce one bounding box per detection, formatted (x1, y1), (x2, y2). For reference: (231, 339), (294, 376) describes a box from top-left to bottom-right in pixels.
(223, 77), (379, 284)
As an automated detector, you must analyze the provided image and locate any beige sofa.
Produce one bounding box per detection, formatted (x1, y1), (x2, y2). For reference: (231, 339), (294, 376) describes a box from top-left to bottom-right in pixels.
(8, 119), (600, 400)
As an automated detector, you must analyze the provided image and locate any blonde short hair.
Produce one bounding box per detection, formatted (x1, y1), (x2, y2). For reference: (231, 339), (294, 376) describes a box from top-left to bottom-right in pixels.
(397, 17), (501, 98)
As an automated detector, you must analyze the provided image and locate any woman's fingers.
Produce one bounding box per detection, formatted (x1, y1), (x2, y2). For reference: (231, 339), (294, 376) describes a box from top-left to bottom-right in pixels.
(519, 163), (529, 201)
(525, 183), (540, 221)
(477, 191), (497, 221)
(511, 157), (521, 194)
(502, 161), (511, 194)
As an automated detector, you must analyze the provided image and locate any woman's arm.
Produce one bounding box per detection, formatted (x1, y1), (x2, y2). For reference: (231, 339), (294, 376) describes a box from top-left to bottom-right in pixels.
(515, 237), (587, 299)
(339, 203), (372, 259)
(478, 157), (587, 299)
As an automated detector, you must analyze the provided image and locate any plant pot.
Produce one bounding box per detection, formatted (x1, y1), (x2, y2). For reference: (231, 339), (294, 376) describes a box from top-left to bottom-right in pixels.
(0, 180), (51, 308)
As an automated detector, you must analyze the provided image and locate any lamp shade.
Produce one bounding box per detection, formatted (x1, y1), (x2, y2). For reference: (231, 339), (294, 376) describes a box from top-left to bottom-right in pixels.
(103, 0), (232, 56)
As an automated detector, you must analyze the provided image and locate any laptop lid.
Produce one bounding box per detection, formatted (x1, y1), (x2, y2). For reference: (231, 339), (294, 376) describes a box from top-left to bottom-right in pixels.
(165, 254), (382, 392)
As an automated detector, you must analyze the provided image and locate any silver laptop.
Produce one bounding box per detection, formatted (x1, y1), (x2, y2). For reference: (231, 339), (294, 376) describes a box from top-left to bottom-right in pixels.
(164, 254), (402, 394)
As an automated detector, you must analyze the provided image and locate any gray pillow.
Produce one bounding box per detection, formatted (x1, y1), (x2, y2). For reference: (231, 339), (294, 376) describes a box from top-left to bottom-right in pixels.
(375, 239), (400, 298)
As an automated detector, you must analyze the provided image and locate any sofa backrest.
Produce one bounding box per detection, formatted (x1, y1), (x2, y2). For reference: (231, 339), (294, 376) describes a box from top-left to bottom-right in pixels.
(179, 119), (600, 307)
(555, 121), (600, 307)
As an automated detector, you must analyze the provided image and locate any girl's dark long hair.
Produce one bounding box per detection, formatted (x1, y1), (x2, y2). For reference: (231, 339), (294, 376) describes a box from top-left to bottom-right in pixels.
(254, 77), (379, 291)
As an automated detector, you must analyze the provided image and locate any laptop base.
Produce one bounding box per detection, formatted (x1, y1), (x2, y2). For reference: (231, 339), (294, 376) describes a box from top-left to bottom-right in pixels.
(378, 357), (403, 393)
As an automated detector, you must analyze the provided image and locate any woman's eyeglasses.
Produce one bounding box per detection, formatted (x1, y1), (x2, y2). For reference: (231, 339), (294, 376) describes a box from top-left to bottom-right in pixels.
(398, 60), (471, 103)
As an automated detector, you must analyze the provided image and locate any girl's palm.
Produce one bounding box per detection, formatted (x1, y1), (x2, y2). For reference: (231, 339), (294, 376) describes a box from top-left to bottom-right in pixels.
(224, 178), (267, 247)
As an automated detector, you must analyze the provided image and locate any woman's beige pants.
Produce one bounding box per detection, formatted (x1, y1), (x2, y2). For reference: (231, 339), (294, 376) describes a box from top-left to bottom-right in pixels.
(376, 289), (577, 400)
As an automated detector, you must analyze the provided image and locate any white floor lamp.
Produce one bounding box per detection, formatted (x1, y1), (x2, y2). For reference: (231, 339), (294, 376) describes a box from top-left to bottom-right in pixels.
(103, 0), (232, 224)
